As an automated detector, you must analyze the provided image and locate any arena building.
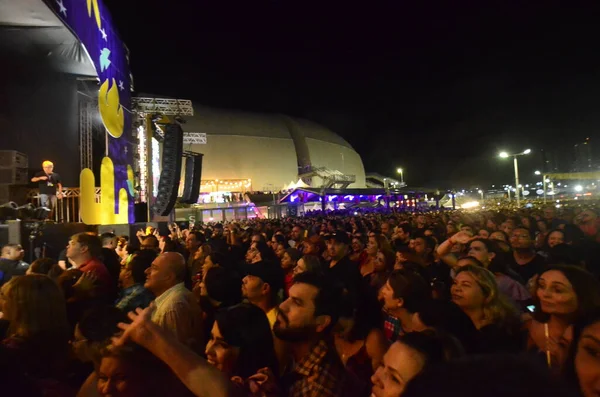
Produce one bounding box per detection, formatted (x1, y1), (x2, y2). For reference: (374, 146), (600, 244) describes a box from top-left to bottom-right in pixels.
(181, 105), (366, 194)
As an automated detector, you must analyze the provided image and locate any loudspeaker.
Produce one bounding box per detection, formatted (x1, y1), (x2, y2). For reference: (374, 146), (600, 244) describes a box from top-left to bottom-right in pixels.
(153, 124), (183, 216)
(181, 153), (203, 204)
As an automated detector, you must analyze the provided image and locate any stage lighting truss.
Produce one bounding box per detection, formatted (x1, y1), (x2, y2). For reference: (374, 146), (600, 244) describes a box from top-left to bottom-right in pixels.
(133, 97), (194, 117)
(134, 97), (209, 203)
(183, 133), (207, 144)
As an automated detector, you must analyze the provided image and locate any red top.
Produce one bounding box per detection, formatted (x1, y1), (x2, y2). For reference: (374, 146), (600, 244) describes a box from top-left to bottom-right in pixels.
(284, 272), (294, 296)
(79, 258), (113, 295)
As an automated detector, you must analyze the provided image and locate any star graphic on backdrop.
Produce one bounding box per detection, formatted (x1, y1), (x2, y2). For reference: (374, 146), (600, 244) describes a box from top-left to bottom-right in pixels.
(118, 80), (124, 91)
(56, 0), (67, 16)
(100, 28), (107, 41)
(100, 48), (111, 71)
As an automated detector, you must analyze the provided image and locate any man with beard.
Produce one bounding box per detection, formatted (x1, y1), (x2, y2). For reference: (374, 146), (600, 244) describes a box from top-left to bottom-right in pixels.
(274, 271), (347, 396)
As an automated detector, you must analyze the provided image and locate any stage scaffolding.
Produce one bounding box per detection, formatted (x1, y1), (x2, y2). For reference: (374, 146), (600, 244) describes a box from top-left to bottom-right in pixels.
(131, 97), (200, 212)
(79, 100), (94, 171)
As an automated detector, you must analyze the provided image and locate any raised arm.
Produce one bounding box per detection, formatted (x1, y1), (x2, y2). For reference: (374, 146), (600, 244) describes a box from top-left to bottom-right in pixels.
(113, 306), (241, 397)
(436, 231), (472, 269)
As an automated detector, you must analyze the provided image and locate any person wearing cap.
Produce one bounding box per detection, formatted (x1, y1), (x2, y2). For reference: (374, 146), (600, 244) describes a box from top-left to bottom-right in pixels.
(328, 232), (362, 298)
(281, 248), (301, 295)
(242, 260), (290, 374)
(241, 261), (283, 328)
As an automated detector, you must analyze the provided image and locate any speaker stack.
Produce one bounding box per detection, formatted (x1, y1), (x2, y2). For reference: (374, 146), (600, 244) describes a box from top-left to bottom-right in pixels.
(181, 153), (203, 204)
(152, 124), (183, 216)
(0, 150), (29, 205)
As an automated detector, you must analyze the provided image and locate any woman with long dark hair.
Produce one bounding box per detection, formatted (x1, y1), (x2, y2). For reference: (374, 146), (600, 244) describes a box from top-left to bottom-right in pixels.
(334, 293), (387, 395)
(370, 331), (454, 397)
(1, 275), (72, 394)
(526, 265), (600, 371)
(564, 308), (600, 397)
(206, 303), (279, 381)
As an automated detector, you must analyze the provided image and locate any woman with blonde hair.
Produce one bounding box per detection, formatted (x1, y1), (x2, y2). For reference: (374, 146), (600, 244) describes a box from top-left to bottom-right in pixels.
(451, 265), (524, 354)
(1, 275), (72, 392)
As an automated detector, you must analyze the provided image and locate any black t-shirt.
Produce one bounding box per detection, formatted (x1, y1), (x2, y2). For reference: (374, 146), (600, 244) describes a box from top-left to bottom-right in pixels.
(328, 255), (361, 297)
(0, 258), (29, 287)
(34, 171), (61, 195)
(508, 253), (547, 285)
(476, 323), (525, 355)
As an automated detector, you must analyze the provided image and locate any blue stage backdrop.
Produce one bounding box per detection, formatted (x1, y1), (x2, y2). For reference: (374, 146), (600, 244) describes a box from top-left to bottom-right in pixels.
(45, 0), (134, 223)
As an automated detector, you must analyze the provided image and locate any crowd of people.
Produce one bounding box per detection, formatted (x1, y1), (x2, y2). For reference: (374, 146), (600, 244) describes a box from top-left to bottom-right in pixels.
(1, 204), (600, 396)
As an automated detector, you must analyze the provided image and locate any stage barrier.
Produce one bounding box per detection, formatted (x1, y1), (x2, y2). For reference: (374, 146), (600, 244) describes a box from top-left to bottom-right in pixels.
(26, 187), (100, 223)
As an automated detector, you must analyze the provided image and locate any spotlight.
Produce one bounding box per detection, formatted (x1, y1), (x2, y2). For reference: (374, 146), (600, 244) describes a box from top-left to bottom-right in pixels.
(0, 202), (18, 221)
(33, 206), (51, 221)
(16, 203), (35, 219)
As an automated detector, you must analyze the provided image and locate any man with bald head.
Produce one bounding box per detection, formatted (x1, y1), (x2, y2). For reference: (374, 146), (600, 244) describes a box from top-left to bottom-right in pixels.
(145, 252), (203, 349)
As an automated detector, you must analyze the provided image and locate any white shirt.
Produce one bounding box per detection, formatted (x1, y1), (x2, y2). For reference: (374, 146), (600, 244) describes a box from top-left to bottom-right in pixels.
(151, 282), (203, 349)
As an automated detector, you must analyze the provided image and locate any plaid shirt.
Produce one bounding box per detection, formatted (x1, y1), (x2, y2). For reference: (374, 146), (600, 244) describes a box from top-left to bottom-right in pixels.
(383, 313), (402, 343)
(284, 339), (347, 397)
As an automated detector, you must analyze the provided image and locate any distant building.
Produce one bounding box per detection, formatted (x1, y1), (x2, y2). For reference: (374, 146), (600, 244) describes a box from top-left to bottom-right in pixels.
(182, 105), (366, 192)
(573, 138), (593, 172)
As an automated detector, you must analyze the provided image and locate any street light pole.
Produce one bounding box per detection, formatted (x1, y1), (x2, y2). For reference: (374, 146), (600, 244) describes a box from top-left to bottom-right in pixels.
(513, 156), (520, 208)
(397, 168), (404, 184)
(535, 171), (546, 204)
(499, 149), (531, 208)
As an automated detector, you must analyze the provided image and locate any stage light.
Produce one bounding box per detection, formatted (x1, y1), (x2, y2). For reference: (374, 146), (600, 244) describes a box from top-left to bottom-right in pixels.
(0, 202), (18, 221)
(33, 206), (51, 221)
(461, 201), (480, 209)
(151, 138), (161, 197)
(16, 203), (35, 219)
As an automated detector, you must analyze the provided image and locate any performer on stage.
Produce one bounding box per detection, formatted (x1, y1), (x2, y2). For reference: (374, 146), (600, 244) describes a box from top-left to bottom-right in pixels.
(31, 160), (63, 210)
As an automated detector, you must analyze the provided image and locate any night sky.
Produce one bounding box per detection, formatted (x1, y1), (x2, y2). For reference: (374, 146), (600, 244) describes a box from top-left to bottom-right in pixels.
(104, 1), (600, 189)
